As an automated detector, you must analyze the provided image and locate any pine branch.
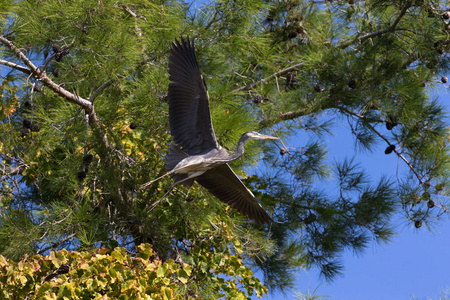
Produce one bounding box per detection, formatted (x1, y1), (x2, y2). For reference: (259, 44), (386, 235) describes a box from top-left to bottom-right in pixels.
(231, 62), (305, 93)
(0, 35), (110, 149)
(338, 106), (423, 184)
(203, 3), (222, 31)
(0, 154), (29, 176)
(36, 233), (77, 255)
(259, 100), (336, 128)
(0, 164), (28, 176)
(259, 109), (309, 128)
(338, 4), (410, 49)
(122, 4), (146, 42)
(122, 4), (147, 21)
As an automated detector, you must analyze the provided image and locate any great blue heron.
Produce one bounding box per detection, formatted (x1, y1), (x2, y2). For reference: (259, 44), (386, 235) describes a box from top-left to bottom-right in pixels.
(144, 37), (277, 224)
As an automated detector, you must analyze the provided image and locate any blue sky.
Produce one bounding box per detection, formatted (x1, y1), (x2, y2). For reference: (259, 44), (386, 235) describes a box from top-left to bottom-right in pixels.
(257, 92), (450, 300)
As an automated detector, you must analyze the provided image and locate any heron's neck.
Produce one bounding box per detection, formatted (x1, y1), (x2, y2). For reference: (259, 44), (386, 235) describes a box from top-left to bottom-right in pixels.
(228, 135), (248, 161)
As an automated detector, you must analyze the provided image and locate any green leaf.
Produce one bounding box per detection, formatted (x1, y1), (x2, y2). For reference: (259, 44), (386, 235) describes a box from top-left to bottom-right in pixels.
(176, 269), (188, 284)
(156, 264), (167, 278)
(111, 250), (124, 264)
(58, 283), (74, 298)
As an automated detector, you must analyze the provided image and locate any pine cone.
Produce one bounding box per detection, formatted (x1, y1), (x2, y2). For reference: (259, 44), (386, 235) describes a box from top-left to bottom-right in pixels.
(303, 214), (317, 224)
(83, 154), (94, 165)
(443, 11), (450, 20)
(23, 119), (32, 129)
(348, 79), (356, 89)
(52, 44), (62, 53)
(30, 123), (40, 132)
(253, 95), (264, 104)
(288, 31), (298, 39)
(414, 220), (422, 228)
(384, 145), (395, 154)
(385, 116), (398, 130)
(314, 83), (322, 92)
(77, 171), (87, 181)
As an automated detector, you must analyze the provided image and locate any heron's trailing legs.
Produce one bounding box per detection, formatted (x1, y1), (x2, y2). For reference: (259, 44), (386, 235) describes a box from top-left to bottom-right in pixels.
(146, 176), (195, 213)
(147, 185), (174, 213)
(140, 167), (181, 190)
(140, 164), (207, 190)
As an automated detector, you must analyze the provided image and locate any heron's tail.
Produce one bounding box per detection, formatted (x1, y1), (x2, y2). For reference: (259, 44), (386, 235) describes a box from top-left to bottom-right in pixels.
(166, 145), (195, 187)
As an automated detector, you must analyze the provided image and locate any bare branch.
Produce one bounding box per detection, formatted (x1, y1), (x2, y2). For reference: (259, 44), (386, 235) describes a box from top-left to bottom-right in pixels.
(231, 62), (305, 94)
(0, 59), (32, 75)
(0, 35), (110, 149)
(122, 4), (147, 20)
(259, 100), (336, 128)
(89, 79), (113, 103)
(122, 4), (146, 39)
(259, 109), (309, 128)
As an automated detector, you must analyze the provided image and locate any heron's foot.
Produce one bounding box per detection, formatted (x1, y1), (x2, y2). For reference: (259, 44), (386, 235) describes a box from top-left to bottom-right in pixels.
(139, 180), (154, 190)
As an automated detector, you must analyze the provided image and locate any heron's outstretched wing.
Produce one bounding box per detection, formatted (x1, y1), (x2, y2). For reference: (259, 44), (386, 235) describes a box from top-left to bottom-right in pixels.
(168, 36), (218, 154)
(196, 164), (273, 224)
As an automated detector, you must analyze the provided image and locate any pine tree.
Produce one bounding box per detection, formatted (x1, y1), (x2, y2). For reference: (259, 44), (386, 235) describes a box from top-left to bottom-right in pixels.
(1, 0), (449, 297)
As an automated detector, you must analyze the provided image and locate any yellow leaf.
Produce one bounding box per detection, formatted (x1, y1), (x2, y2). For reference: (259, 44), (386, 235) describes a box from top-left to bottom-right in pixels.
(161, 287), (173, 300)
(182, 263), (193, 276)
(0, 255), (8, 266)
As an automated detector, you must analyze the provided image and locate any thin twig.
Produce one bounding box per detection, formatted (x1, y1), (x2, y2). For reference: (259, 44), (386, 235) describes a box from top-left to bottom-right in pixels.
(231, 62), (305, 93)
(339, 106), (423, 183)
(203, 3), (222, 30)
(338, 4), (410, 49)
(89, 79), (113, 103)
(36, 233), (77, 255)
(39, 53), (56, 76)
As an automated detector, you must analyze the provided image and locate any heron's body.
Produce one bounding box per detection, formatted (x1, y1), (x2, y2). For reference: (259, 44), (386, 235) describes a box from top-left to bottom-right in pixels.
(165, 36), (276, 224)
(172, 148), (227, 176)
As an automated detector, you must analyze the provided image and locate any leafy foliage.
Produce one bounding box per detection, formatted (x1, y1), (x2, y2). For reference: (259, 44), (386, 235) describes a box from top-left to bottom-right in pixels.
(0, 244), (266, 299)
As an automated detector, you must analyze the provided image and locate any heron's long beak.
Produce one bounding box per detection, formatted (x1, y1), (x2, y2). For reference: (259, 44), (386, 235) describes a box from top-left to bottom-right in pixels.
(260, 134), (279, 140)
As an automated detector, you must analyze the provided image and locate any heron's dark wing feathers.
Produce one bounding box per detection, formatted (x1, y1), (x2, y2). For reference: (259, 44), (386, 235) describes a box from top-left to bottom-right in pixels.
(168, 37), (218, 154)
(196, 164), (272, 224)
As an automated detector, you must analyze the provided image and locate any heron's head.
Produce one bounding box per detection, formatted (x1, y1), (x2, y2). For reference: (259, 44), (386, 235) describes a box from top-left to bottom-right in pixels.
(243, 131), (278, 141)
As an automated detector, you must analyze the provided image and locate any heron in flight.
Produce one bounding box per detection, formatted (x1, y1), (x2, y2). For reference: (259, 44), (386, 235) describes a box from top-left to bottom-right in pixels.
(146, 36), (276, 223)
